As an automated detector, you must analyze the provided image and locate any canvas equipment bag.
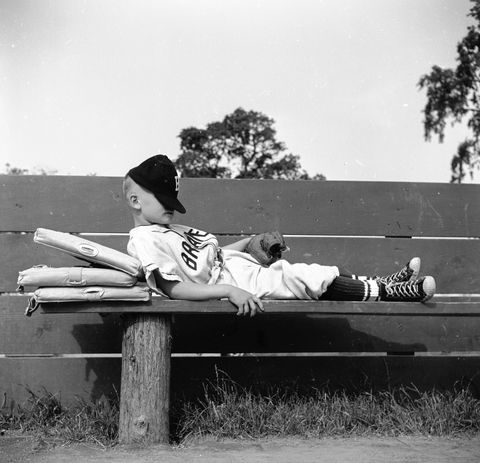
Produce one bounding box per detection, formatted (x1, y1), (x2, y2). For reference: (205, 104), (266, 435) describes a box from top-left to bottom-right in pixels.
(17, 265), (137, 291)
(34, 228), (143, 277)
(25, 284), (151, 316)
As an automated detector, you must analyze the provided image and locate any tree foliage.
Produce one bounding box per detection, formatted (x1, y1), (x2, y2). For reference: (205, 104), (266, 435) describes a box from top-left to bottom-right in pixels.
(4, 163), (30, 175)
(175, 108), (325, 180)
(3, 163), (59, 175)
(418, 0), (480, 182)
(2, 164), (98, 176)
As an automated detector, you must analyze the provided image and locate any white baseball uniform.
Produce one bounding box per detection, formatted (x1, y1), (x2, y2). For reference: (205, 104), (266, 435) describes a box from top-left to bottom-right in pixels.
(127, 224), (339, 299)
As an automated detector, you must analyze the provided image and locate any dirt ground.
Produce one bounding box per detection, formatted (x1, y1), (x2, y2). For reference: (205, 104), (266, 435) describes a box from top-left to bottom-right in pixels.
(1, 433), (480, 463)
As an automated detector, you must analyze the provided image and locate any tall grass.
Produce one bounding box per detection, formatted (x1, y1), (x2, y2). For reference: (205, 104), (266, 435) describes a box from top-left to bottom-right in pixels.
(1, 387), (119, 447)
(2, 380), (480, 446)
(174, 376), (480, 441)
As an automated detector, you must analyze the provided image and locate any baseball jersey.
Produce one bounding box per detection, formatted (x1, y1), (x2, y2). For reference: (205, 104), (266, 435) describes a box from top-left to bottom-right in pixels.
(127, 224), (222, 293)
(127, 223), (339, 300)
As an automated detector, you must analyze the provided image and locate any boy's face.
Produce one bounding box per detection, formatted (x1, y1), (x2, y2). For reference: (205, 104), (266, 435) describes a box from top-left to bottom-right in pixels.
(135, 186), (175, 225)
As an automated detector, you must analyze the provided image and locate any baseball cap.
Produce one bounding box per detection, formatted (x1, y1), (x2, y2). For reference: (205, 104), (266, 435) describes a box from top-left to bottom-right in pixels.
(127, 155), (186, 214)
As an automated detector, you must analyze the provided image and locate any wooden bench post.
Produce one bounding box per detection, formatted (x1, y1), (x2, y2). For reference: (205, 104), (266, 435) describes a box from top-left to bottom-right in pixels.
(119, 313), (172, 444)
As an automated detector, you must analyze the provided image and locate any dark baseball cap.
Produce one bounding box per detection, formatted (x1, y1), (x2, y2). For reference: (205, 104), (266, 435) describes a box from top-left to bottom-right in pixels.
(127, 155), (186, 214)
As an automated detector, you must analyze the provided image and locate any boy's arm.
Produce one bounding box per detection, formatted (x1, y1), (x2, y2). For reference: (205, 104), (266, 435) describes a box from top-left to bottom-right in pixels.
(154, 271), (263, 317)
(221, 237), (251, 252)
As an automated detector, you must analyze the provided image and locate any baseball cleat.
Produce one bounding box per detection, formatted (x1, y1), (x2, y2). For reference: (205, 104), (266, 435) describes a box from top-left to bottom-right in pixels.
(376, 257), (421, 285)
(380, 276), (436, 302)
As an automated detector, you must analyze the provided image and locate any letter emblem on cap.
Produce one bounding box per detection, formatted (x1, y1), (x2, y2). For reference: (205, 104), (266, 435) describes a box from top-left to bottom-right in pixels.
(175, 176), (179, 192)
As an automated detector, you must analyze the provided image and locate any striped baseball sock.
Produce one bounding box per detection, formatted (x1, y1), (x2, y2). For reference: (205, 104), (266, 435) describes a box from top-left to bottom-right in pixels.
(320, 276), (380, 301)
(338, 268), (374, 281)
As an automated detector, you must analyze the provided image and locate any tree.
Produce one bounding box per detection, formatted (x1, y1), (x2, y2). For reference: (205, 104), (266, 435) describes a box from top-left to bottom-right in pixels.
(3, 163), (60, 175)
(418, 0), (480, 183)
(4, 163), (29, 175)
(2, 164), (97, 176)
(175, 108), (325, 180)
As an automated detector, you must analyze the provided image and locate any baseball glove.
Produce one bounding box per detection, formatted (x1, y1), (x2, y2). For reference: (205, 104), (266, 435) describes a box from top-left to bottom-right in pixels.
(245, 231), (288, 267)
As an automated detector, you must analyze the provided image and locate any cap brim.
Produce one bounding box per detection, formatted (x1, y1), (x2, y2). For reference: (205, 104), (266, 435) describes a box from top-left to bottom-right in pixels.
(154, 193), (186, 214)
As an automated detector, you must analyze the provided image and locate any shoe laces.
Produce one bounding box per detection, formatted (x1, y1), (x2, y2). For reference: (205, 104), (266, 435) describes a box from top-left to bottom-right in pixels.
(378, 265), (412, 285)
(385, 279), (423, 299)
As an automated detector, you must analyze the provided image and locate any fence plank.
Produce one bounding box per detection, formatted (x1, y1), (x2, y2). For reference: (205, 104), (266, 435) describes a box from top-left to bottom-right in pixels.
(3, 297), (480, 355)
(2, 357), (480, 407)
(2, 176), (479, 236)
(0, 297), (122, 354)
(3, 234), (480, 293)
(0, 357), (121, 406)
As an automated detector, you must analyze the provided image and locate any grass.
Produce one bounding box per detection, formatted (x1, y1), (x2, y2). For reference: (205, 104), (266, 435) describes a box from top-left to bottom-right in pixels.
(2, 379), (480, 447)
(1, 387), (119, 447)
(174, 378), (480, 441)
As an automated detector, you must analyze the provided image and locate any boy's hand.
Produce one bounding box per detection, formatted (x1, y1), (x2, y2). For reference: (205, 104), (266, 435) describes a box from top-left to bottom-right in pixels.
(227, 287), (264, 317)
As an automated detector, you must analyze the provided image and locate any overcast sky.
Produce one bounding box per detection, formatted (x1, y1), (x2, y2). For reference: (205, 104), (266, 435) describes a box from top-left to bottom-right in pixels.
(1, 0), (475, 182)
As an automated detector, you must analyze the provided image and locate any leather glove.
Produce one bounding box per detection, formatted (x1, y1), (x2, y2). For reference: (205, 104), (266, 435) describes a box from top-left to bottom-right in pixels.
(245, 231), (287, 267)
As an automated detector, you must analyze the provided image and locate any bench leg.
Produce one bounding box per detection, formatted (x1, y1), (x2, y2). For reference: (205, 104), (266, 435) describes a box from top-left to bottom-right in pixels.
(119, 313), (172, 444)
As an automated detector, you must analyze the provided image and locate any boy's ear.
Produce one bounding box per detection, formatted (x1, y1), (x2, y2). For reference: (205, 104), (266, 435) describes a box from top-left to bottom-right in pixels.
(127, 193), (141, 210)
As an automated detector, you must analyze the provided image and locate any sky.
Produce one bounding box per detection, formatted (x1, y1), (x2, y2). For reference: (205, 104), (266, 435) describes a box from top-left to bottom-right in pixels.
(0, 0), (476, 182)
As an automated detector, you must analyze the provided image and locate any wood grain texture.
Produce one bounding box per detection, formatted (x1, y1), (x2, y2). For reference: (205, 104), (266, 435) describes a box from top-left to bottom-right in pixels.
(2, 176), (479, 236)
(119, 314), (171, 444)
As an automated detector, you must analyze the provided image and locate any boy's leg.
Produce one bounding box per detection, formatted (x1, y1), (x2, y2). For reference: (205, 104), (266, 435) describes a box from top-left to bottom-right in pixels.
(321, 274), (435, 302)
(338, 257), (421, 285)
(320, 276), (380, 301)
(248, 256), (433, 302)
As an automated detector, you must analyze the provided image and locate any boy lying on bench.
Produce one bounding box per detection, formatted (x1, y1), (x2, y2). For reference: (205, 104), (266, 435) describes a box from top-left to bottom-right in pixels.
(123, 155), (436, 317)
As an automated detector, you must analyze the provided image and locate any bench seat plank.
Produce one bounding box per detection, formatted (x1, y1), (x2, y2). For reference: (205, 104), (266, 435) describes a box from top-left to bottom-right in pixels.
(39, 298), (480, 315)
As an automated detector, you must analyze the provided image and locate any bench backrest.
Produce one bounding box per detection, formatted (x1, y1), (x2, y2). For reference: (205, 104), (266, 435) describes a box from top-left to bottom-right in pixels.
(1, 175), (480, 404)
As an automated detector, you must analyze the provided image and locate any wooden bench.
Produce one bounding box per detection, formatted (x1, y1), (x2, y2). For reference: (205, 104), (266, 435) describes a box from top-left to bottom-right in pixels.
(1, 175), (480, 443)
